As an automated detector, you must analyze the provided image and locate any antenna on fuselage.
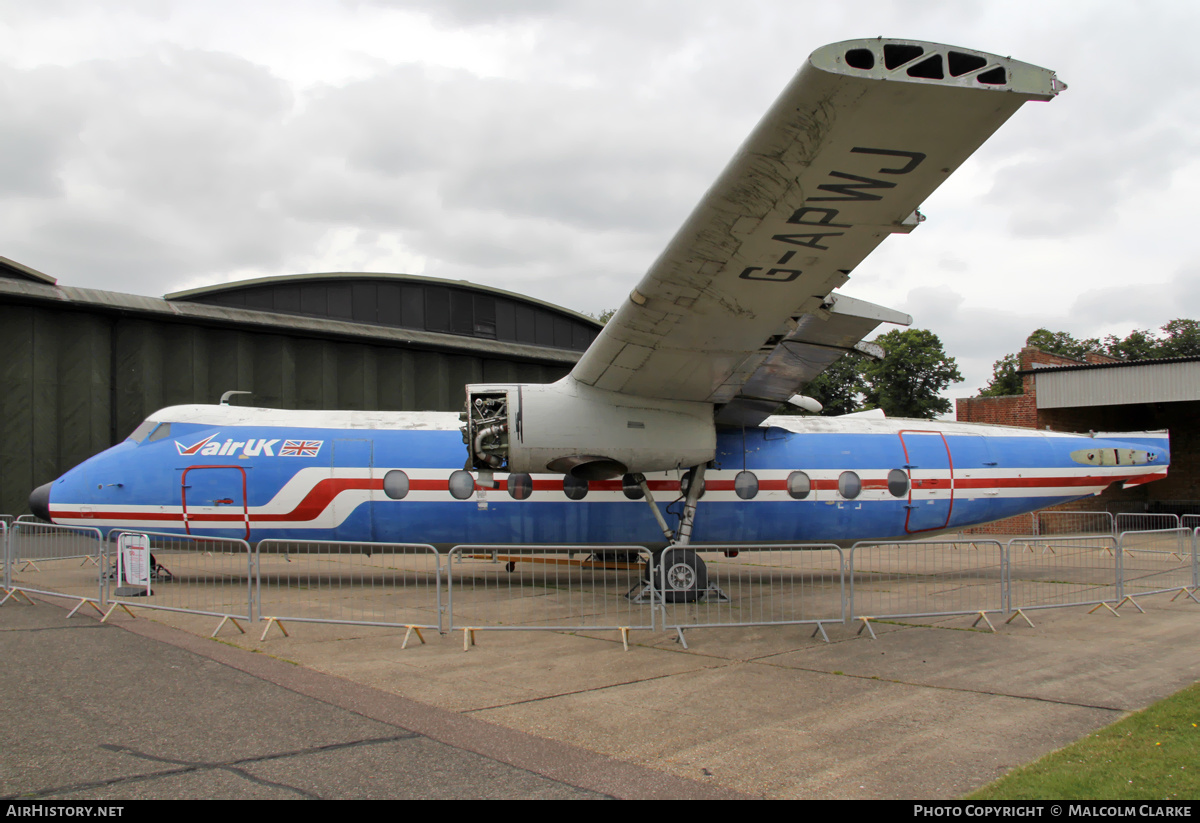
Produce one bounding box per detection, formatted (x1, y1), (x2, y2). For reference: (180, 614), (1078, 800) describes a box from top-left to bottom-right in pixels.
(220, 391), (252, 406)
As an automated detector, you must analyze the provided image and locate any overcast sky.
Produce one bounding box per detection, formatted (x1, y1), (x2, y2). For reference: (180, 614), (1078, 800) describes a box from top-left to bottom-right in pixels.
(3, 0), (1198, 407)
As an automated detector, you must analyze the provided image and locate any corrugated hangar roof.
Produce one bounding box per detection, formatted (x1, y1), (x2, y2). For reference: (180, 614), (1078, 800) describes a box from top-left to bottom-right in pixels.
(1020, 356), (1200, 409)
(165, 271), (602, 353)
(0, 275), (583, 366)
(0, 255), (56, 285)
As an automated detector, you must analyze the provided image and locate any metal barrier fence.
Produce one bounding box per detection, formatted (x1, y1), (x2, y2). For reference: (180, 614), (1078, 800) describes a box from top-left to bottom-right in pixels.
(446, 546), (654, 641)
(1116, 512), (1180, 533)
(1183, 515), (1200, 531)
(4, 524), (1197, 644)
(1117, 528), (1197, 601)
(105, 531), (253, 629)
(848, 540), (1005, 628)
(256, 540), (441, 637)
(1006, 535), (1120, 611)
(4, 522), (104, 609)
(1034, 510), (1115, 536)
(658, 545), (845, 638)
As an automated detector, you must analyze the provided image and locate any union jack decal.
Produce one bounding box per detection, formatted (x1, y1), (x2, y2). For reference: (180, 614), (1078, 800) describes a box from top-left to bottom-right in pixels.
(280, 440), (323, 457)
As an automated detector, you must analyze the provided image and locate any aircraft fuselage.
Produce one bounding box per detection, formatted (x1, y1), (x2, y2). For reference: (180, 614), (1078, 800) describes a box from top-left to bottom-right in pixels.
(30, 405), (1169, 546)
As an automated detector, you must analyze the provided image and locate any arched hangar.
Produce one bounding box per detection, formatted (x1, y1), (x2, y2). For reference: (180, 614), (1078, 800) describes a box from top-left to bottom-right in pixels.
(0, 257), (600, 516)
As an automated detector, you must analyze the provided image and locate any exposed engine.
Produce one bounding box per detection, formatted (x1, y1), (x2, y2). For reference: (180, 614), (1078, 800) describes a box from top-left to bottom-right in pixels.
(460, 377), (715, 480)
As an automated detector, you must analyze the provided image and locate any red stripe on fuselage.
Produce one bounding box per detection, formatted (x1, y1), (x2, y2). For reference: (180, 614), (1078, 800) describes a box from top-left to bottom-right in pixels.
(47, 469), (1155, 526)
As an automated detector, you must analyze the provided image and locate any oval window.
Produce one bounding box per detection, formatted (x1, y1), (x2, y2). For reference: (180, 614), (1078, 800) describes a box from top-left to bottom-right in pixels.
(734, 471), (758, 500)
(563, 475), (588, 500)
(448, 470), (475, 500)
(383, 470), (410, 500)
(887, 469), (910, 498)
(787, 471), (811, 500)
(622, 474), (645, 500)
(838, 471), (861, 500)
(507, 473), (533, 500)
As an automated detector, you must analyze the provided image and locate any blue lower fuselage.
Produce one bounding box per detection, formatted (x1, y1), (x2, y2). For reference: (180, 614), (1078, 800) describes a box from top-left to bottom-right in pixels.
(39, 408), (1170, 547)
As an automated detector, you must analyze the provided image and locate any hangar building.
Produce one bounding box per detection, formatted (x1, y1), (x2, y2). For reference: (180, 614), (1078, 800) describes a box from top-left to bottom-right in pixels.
(0, 256), (600, 516)
(957, 346), (1200, 531)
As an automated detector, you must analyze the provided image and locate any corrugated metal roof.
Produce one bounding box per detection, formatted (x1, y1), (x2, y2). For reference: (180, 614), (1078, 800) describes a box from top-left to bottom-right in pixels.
(165, 271), (603, 328)
(0, 278), (582, 366)
(1032, 358), (1200, 408)
(1018, 354), (1200, 375)
(0, 255), (56, 285)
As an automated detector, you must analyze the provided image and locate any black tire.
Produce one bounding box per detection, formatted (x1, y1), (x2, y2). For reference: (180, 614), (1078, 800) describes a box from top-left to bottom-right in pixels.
(655, 548), (707, 603)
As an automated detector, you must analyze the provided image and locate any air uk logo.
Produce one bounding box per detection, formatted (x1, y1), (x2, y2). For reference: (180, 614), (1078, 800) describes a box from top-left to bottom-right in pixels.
(281, 440), (323, 457)
(176, 435), (217, 455)
(174, 434), (300, 458)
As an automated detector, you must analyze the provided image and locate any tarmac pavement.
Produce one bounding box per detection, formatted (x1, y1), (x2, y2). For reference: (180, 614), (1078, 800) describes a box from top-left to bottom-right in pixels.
(0, 599), (742, 800)
(2, 578), (1198, 799)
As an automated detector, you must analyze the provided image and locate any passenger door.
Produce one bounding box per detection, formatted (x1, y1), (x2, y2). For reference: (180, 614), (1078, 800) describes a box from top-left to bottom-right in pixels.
(898, 431), (953, 533)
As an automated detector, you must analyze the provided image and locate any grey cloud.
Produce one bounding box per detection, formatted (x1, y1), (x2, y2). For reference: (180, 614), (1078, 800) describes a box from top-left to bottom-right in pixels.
(989, 124), (1196, 237)
(1069, 266), (1200, 329)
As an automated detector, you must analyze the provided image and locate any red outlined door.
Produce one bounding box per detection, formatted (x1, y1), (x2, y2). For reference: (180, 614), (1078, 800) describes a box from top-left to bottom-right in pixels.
(181, 466), (249, 539)
(898, 431), (954, 533)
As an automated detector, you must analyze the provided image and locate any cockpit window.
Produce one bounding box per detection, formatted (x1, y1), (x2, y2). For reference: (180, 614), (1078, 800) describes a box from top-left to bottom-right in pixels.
(148, 422), (172, 442)
(127, 420), (159, 443)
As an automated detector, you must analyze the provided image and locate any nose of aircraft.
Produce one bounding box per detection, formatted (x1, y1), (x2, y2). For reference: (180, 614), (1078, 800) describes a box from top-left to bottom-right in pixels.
(29, 482), (52, 522)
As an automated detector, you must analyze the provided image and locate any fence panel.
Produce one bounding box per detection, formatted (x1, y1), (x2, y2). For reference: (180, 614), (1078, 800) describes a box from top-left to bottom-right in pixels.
(1116, 513), (1180, 534)
(658, 545), (844, 631)
(1182, 515), (1200, 531)
(1006, 535), (1119, 610)
(256, 540), (441, 632)
(848, 540), (1005, 620)
(1035, 511), (1114, 537)
(1118, 528), (1195, 599)
(6, 522), (104, 604)
(106, 531), (253, 620)
(447, 546), (654, 632)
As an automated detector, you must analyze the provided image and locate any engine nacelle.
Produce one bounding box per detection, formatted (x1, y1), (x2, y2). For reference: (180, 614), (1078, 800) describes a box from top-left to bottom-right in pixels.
(462, 377), (715, 480)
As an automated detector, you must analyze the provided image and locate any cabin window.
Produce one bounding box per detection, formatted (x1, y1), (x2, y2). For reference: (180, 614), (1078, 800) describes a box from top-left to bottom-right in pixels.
(838, 471), (862, 500)
(127, 420), (159, 443)
(787, 471), (811, 500)
(563, 475), (588, 500)
(734, 470), (758, 500)
(507, 473), (533, 500)
(448, 470), (475, 500)
(383, 470), (410, 500)
(888, 469), (910, 498)
(621, 474), (645, 500)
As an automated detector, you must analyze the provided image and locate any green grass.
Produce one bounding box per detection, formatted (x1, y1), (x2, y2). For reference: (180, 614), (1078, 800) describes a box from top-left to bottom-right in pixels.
(968, 681), (1200, 800)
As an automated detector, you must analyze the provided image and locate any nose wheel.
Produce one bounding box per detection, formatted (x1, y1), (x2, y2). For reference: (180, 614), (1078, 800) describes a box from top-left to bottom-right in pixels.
(658, 547), (707, 602)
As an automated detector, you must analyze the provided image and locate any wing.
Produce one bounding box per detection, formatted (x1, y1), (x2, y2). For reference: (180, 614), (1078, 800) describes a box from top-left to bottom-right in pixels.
(571, 39), (1064, 426)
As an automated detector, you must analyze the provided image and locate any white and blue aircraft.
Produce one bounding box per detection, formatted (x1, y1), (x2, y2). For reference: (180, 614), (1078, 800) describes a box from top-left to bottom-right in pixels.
(29, 40), (1169, 596)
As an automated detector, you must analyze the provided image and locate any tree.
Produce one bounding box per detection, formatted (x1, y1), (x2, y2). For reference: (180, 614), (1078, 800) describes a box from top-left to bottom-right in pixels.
(978, 328), (1100, 397)
(1104, 319), (1200, 359)
(862, 328), (962, 418)
(1025, 328), (1102, 359)
(977, 352), (1022, 397)
(793, 328), (961, 419)
(802, 353), (867, 416)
